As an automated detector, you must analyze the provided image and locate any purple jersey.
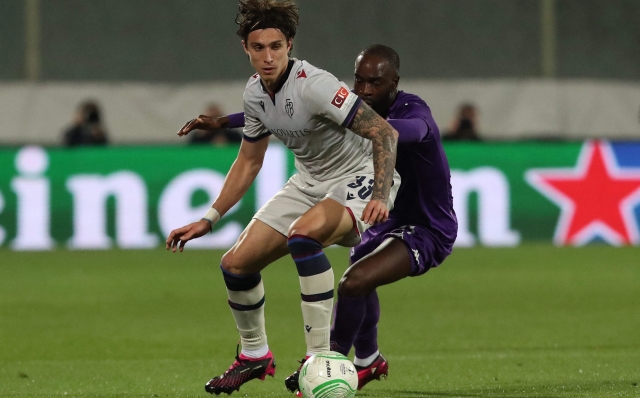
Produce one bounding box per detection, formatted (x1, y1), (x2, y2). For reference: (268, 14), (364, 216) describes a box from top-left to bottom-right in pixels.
(387, 91), (457, 247)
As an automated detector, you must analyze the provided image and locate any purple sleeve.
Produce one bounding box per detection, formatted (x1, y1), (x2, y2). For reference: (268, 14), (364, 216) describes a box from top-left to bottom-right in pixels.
(227, 112), (245, 128)
(388, 118), (429, 143)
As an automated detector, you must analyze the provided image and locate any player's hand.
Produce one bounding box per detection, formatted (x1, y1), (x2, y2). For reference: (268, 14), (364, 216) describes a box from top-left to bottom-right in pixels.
(361, 199), (389, 225)
(165, 220), (211, 252)
(178, 115), (228, 137)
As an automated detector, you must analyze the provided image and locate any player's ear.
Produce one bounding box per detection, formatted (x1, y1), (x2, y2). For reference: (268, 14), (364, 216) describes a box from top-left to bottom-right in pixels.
(287, 38), (293, 55)
(393, 75), (400, 90)
(241, 40), (250, 59)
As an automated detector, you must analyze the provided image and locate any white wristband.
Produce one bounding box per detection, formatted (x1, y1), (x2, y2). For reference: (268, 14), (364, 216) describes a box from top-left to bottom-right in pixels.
(202, 207), (221, 232)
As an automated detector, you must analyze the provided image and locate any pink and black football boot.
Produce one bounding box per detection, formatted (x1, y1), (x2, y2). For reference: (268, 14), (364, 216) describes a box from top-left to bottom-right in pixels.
(356, 353), (388, 390)
(205, 345), (276, 395)
(284, 356), (309, 397)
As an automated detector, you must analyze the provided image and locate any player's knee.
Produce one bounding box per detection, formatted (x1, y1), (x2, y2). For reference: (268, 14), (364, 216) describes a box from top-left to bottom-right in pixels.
(288, 218), (313, 240)
(289, 217), (340, 246)
(338, 272), (370, 298)
(220, 250), (244, 275)
(288, 226), (308, 239)
(288, 210), (333, 241)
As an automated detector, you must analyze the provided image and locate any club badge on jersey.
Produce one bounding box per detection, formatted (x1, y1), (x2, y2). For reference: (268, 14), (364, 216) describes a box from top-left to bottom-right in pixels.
(285, 99), (294, 118)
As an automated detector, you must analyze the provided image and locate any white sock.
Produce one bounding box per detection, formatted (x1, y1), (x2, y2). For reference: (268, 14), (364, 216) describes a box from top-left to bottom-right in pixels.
(354, 350), (380, 367)
(227, 280), (268, 353)
(240, 344), (269, 359)
(299, 268), (334, 355)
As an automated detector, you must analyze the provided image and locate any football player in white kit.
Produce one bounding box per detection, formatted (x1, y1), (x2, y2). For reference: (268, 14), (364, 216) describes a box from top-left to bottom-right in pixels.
(165, 0), (400, 394)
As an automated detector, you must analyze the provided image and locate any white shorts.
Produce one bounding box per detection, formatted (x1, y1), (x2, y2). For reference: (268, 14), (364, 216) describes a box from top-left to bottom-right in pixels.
(253, 172), (401, 247)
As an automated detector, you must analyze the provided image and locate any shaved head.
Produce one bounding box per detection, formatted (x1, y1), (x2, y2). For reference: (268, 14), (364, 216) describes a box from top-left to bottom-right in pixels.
(353, 44), (400, 118)
(359, 44), (400, 75)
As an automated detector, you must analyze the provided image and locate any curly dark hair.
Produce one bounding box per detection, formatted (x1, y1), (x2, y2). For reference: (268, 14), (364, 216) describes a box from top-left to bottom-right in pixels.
(236, 0), (299, 42)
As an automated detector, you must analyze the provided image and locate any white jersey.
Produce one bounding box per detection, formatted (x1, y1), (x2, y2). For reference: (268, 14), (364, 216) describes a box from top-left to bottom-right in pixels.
(243, 59), (375, 183)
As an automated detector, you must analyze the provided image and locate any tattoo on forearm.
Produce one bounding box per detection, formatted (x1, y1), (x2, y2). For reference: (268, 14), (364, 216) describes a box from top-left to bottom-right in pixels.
(350, 102), (398, 202)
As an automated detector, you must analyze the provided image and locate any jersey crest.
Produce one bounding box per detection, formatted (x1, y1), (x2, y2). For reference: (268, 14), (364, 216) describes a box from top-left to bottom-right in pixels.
(296, 69), (307, 79)
(285, 99), (294, 118)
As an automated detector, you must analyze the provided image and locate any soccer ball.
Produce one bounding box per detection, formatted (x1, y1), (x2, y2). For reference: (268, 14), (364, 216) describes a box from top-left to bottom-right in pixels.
(298, 351), (358, 398)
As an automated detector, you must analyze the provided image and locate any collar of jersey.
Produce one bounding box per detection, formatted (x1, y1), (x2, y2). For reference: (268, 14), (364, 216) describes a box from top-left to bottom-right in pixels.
(259, 59), (296, 100)
(387, 90), (406, 115)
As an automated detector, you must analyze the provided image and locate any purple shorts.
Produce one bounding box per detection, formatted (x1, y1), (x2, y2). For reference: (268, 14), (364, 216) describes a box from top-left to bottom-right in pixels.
(350, 219), (452, 276)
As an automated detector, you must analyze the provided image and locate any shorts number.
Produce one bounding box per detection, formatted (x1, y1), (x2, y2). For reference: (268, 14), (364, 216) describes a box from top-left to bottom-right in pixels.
(347, 176), (367, 188)
(358, 179), (374, 199)
(347, 176), (374, 199)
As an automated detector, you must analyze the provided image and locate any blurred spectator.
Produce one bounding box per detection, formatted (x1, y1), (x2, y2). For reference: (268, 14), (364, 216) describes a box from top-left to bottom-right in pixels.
(443, 102), (480, 141)
(62, 100), (109, 147)
(189, 103), (242, 145)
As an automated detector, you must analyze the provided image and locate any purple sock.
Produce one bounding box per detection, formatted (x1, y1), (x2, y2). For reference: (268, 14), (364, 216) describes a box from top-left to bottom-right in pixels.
(353, 290), (380, 359)
(330, 292), (366, 356)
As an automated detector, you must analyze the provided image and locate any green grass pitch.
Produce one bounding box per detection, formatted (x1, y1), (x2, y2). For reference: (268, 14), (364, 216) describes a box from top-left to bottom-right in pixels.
(1, 245), (639, 397)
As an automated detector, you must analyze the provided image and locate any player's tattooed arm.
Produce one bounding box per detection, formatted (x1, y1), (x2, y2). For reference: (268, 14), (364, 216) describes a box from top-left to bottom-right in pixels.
(349, 101), (398, 203)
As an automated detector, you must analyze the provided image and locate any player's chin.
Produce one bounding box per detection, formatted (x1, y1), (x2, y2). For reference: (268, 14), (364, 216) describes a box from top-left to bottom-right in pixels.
(258, 71), (276, 81)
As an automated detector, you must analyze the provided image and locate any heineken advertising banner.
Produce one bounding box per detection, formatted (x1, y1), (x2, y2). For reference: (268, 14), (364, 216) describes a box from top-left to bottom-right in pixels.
(1, 141), (639, 251)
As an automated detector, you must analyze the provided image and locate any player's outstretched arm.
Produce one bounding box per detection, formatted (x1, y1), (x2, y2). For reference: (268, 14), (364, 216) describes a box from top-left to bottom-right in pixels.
(166, 137), (269, 252)
(177, 115), (230, 136)
(178, 112), (245, 136)
(166, 221), (210, 253)
(211, 137), (269, 215)
(349, 101), (399, 225)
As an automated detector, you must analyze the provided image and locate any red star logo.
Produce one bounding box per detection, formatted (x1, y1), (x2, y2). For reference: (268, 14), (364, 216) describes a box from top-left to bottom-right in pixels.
(526, 141), (640, 246)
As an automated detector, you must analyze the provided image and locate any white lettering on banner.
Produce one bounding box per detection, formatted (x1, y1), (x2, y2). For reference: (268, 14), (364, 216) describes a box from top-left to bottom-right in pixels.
(0, 190), (5, 246)
(158, 169), (242, 249)
(256, 144), (288, 209)
(11, 146), (54, 250)
(66, 172), (158, 249)
(451, 167), (521, 247)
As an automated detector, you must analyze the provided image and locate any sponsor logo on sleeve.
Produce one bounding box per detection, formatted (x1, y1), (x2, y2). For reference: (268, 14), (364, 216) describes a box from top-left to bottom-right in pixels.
(331, 87), (350, 109)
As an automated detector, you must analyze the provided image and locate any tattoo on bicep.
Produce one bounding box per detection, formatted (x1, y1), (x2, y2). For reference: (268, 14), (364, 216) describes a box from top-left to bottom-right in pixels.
(350, 102), (398, 202)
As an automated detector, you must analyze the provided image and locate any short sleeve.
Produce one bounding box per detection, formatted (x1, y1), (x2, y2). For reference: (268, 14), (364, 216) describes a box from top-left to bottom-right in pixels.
(301, 71), (362, 127)
(242, 103), (271, 142)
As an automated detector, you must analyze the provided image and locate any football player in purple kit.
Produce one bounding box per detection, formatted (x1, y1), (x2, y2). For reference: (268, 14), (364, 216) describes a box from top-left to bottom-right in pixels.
(181, 43), (457, 393)
(325, 44), (458, 391)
